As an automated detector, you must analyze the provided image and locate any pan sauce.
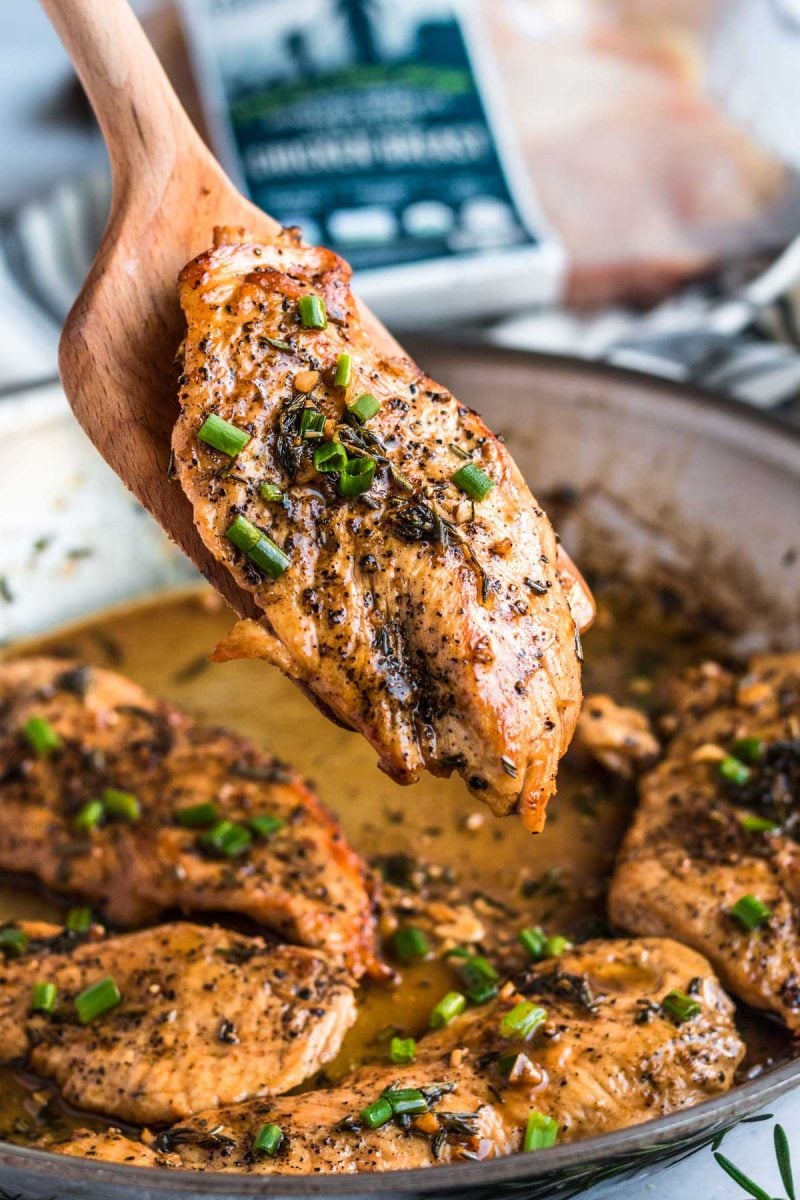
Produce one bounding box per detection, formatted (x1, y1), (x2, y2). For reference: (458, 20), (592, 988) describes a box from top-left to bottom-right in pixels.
(0, 584), (791, 1146)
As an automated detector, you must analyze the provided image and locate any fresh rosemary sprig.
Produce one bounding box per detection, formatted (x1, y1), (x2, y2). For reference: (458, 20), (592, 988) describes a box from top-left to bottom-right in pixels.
(714, 1121), (794, 1200)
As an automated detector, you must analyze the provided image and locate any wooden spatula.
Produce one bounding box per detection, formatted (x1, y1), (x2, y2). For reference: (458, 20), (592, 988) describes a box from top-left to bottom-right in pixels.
(41, 0), (593, 630)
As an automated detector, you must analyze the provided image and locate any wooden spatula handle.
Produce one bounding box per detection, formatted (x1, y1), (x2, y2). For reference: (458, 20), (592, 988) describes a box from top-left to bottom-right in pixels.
(40, 0), (204, 195)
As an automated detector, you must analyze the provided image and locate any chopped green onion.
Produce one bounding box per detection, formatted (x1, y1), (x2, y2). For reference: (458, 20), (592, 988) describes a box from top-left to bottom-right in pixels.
(333, 353), (352, 388)
(719, 756), (750, 786)
(392, 926), (430, 963)
(543, 935), (571, 959)
(523, 1111), (559, 1152)
(739, 812), (778, 834)
(23, 717), (61, 758)
(731, 736), (763, 764)
(339, 456), (376, 497)
(0, 927), (28, 959)
(429, 991), (466, 1030)
(452, 953), (499, 1003)
(300, 407), (326, 439)
(201, 820), (252, 858)
(452, 462), (494, 502)
(313, 440), (348, 474)
(253, 1123), (283, 1156)
(518, 926), (547, 961)
(730, 894), (772, 931)
(298, 294), (327, 330)
(75, 976), (121, 1024)
(383, 1088), (428, 1116)
(32, 982), (58, 1013)
(389, 1036), (416, 1064)
(259, 482), (284, 503)
(66, 906), (93, 933)
(74, 799), (104, 833)
(225, 516), (290, 580)
(102, 788), (140, 823)
(176, 802), (218, 828)
(360, 1097), (393, 1129)
(198, 413), (251, 457)
(661, 989), (701, 1024)
(347, 393), (381, 423)
(500, 1001), (547, 1041)
(248, 814), (285, 839)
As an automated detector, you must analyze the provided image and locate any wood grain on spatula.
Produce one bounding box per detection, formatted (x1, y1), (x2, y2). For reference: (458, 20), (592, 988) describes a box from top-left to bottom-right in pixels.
(40, 0), (593, 632)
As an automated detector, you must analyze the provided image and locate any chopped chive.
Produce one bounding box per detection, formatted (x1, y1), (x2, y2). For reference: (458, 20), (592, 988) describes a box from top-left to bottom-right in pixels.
(360, 1097), (393, 1129)
(389, 1036), (416, 1064)
(383, 1087), (428, 1115)
(198, 413), (251, 457)
(449, 443), (471, 460)
(298, 294), (327, 330)
(201, 820), (252, 858)
(225, 516), (290, 580)
(452, 462), (494, 502)
(333, 353), (352, 388)
(23, 717), (61, 758)
(74, 799), (104, 833)
(176, 802), (218, 829)
(661, 989), (702, 1024)
(543, 935), (571, 959)
(730, 894), (772, 931)
(0, 927), (28, 959)
(518, 926), (547, 961)
(500, 1001), (547, 1041)
(719, 756), (750, 786)
(248, 814), (285, 839)
(429, 991), (466, 1030)
(452, 952), (499, 1003)
(339, 456), (376, 497)
(32, 982), (57, 1013)
(102, 788), (140, 823)
(253, 1123), (283, 1156)
(731, 736), (763, 764)
(66, 906), (93, 933)
(391, 926), (430, 963)
(313, 440), (348, 474)
(347, 393), (381, 423)
(300, 407), (326, 439)
(259, 482), (284, 503)
(523, 1111), (559, 1152)
(739, 812), (778, 834)
(75, 976), (121, 1024)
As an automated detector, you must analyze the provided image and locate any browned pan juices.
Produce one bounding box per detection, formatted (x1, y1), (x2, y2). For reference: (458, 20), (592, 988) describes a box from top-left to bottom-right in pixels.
(0, 584), (791, 1143)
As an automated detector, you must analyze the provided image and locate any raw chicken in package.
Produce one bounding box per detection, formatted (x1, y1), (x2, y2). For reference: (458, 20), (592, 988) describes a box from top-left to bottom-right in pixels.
(179, 0), (800, 326)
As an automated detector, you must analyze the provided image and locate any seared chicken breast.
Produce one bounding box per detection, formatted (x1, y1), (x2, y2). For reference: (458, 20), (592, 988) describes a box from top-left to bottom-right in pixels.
(575, 694), (660, 778)
(0, 658), (377, 977)
(48, 938), (741, 1171)
(174, 227), (587, 831)
(0, 921), (354, 1124)
(610, 653), (800, 1029)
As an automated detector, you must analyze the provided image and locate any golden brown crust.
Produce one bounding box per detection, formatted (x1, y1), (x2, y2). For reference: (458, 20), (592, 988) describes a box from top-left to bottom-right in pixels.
(174, 230), (583, 830)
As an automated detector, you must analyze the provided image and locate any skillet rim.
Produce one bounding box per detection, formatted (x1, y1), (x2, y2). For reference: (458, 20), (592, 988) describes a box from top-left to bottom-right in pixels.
(1, 346), (799, 1195)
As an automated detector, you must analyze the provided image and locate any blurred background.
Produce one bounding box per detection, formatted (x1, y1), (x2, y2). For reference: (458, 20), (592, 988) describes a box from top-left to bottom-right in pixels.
(2, 0), (800, 412)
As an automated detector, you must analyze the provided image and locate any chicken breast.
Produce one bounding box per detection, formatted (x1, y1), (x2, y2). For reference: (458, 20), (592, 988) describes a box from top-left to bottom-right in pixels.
(173, 227), (586, 831)
(48, 938), (742, 1171)
(610, 653), (800, 1029)
(0, 921), (355, 1125)
(0, 658), (377, 977)
(575, 694), (660, 778)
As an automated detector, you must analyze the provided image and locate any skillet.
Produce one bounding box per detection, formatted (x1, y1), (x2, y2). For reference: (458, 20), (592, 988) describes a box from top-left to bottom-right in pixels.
(0, 346), (798, 1198)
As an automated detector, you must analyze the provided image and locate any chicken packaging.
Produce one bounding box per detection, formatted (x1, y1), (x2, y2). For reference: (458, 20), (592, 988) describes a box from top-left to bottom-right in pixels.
(179, 0), (798, 325)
